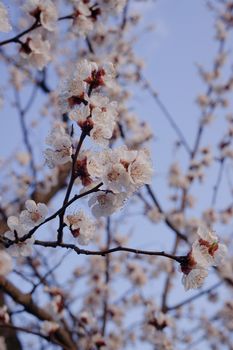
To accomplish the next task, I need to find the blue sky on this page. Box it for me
[0,1,233,349]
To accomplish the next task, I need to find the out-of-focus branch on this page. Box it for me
[211,158,225,207]
[167,280,223,311]
[101,217,111,336]
[140,74,192,155]
[161,236,180,313]
[145,185,188,243]
[0,276,76,349]
[14,86,37,182]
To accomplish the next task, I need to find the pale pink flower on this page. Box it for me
[127,149,153,188]
[102,162,130,193]
[23,0,58,31]
[64,210,95,245]
[72,3,93,37]
[20,34,51,70]
[76,59,98,81]
[20,200,48,229]
[192,225,227,267]
[4,216,34,257]
[5,216,27,236]
[44,126,72,168]
[182,265,208,291]
[5,236,34,257]
[88,192,127,218]
[59,78,87,114]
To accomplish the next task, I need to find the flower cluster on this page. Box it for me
[64,210,95,245]
[68,145,152,217]
[59,59,117,146]
[181,226,227,290]
[70,0,126,37]
[45,59,153,221]
[4,200,48,257]
[19,33,51,70]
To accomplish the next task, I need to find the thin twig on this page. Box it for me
[33,240,184,262]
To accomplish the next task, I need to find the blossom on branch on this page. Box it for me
[4,216,34,257]
[19,200,48,229]
[192,225,227,267]
[23,0,58,31]
[180,226,227,291]
[88,191,127,218]
[19,33,52,70]
[44,125,72,168]
[64,210,95,245]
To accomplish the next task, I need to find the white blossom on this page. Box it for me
[19,200,48,229]
[23,0,58,31]
[4,216,34,257]
[182,265,208,291]
[0,2,12,32]
[88,192,127,218]
[20,34,51,70]
[72,3,93,37]
[0,251,13,276]
[44,126,72,168]
[76,59,98,82]
[127,149,153,188]
[5,216,28,237]
[192,225,227,267]
[64,210,95,245]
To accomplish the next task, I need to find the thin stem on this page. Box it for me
[167,281,223,311]
[141,75,192,155]
[57,131,87,243]
[101,217,111,336]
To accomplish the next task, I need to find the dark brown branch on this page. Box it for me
[57,130,87,242]
[0,15,74,47]
[33,240,184,262]
[0,324,65,347]
[101,217,111,336]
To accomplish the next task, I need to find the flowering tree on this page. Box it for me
[0,0,233,349]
